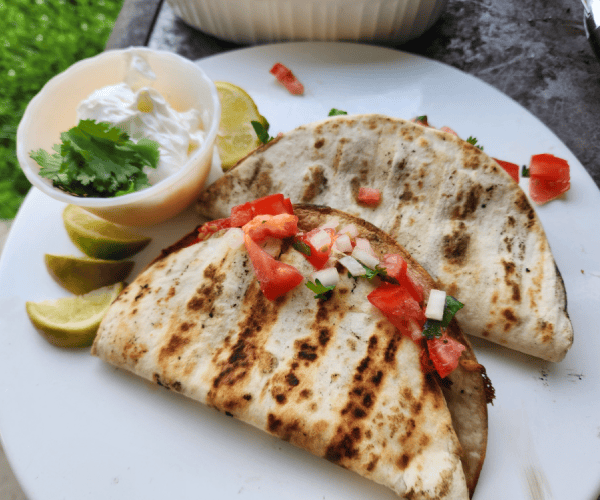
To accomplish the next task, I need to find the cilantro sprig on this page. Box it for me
[422,296,464,340]
[521,165,530,178]
[328,108,348,116]
[30,119,160,198]
[466,136,484,150]
[251,120,274,144]
[361,263,388,281]
[306,279,335,300]
[292,240,312,256]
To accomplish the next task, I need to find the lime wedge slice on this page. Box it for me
[26,282,124,348]
[215,81,268,171]
[45,254,134,295]
[63,205,151,260]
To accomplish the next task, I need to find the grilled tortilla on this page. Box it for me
[92,206,490,500]
[196,114,573,362]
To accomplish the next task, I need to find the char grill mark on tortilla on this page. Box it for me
[196,114,573,363]
[92,206,485,500]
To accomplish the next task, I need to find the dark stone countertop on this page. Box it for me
[140,0,600,190]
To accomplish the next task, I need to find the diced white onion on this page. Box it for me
[338,223,358,238]
[351,248,380,269]
[334,234,353,253]
[224,228,244,249]
[355,237,377,257]
[311,267,340,288]
[338,256,367,276]
[408,319,423,342]
[309,230,332,251]
[318,218,340,232]
[260,238,281,257]
[425,289,447,321]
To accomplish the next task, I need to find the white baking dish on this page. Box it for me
[166,0,447,44]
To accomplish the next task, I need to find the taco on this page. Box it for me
[92,203,492,499]
[196,114,573,362]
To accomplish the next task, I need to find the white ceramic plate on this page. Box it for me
[1,42,599,500]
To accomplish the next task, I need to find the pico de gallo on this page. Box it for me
[270,63,304,96]
[195,193,467,379]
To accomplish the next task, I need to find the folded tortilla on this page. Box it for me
[196,114,573,362]
[93,206,490,499]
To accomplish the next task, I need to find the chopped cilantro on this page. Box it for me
[30,119,160,198]
[422,296,464,340]
[415,115,428,123]
[521,165,530,177]
[306,279,335,300]
[292,240,311,256]
[361,263,388,281]
[466,136,484,150]
[251,120,274,144]
[328,108,348,116]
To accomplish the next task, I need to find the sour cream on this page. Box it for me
[76,54,206,185]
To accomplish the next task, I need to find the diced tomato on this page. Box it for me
[529,154,570,180]
[380,254,407,281]
[529,177,570,205]
[357,187,381,206]
[230,193,294,227]
[270,63,304,95]
[380,254,424,304]
[244,233,303,301]
[367,283,426,342]
[494,158,519,184]
[230,203,254,227]
[296,227,336,270]
[439,126,459,136]
[427,332,466,378]
[242,214,298,243]
[528,154,570,204]
[197,217,231,241]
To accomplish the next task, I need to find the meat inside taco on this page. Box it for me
[92,199,492,499]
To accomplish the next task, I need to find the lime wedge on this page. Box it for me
[45,254,134,295]
[215,81,269,171]
[26,282,124,348]
[63,205,151,260]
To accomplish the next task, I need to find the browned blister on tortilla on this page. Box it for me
[93,206,490,500]
[196,114,573,363]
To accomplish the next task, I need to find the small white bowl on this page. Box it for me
[17,47,221,227]
[166,0,447,44]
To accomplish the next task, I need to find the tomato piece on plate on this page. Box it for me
[296,227,336,270]
[380,254,424,304]
[529,154,570,180]
[494,158,520,183]
[231,194,294,227]
[242,214,298,243]
[244,233,303,301]
[357,187,381,206]
[197,217,232,241]
[427,331,466,378]
[529,177,570,205]
[270,63,304,95]
[367,283,426,342]
[528,154,570,204]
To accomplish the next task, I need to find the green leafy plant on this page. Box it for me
[0,0,124,218]
[31,120,160,197]
[306,279,335,300]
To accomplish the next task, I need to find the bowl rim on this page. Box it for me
[16,47,221,208]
